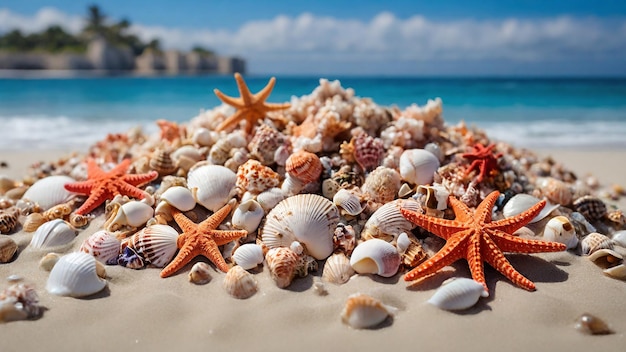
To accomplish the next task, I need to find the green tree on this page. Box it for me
[83,4,107,39]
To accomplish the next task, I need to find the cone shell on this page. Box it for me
[428,278,489,311]
[232,200,265,233]
[46,252,107,297]
[30,219,77,249]
[322,252,354,285]
[399,149,440,185]
[232,243,265,270]
[22,175,76,211]
[285,150,322,184]
[261,194,339,260]
[542,215,578,249]
[333,189,363,216]
[581,232,613,255]
[223,265,258,299]
[362,199,421,241]
[187,164,237,212]
[79,230,121,265]
[341,293,397,329]
[350,238,401,278]
[127,224,179,267]
[265,247,300,288]
[361,166,401,204]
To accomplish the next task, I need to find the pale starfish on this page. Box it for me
[401,191,567,292]
[160,205,247,278]
[64,159,158,215]
[214,73,291,134]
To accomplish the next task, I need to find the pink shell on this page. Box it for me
[285,150,322,184]
[353,132,385,171]
[236,159,280,194]
[79,230,121,265]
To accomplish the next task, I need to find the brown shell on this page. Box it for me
[22,213,46,232]
[581,232,613,255]
[248,124,287,165]
[285,150,323,184]
[43,203,73,220]
[0,207,19,234]
[573,196,607,221]
[149,149,177,176]
[0,236,18,263]
[265,247,299,289]
[402,236,428,268]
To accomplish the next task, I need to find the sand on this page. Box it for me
[1,148,625,352]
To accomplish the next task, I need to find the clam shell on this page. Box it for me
[581,232,613,256]
[361,166,402,204]
[188,262,212,285]
[341,293,397,329]
[0,236,18,263]
[542,216,578,249]
[22,175,76,211]
[46,252,107,297]
[361,199,421,241]
[223,265,258,299]
[350,238,401,278]
[285,150,322,184]
[399,149,440,185]
[79,230,121,265]
[188,164,237,212]
[261,194,339,260]
[333,189,363,216]
[128,224,179,267]
[256,187,285,213]
[502,194,559,224]
[232,200,265,233]
[232,243,265,270]
[322,252,354,285]
[265,247,300,288]
[428,278,489,311]
[30,219,77,249]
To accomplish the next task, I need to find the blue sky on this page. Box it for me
[2,1,626,75]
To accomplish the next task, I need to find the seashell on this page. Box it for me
[502,194,559,224]
[104,200,154,232]
[171,145,204,165]
[265,247,300,288]
[333,189,363,216]
[117,246,145,269]
[0,175,18,194]
[0,236,18,263]
[290,241,304,255]
[188,262,212,285]
[542,216,578,249]
[588,248,623,269]
[39,252,61,271]
[341,293,397,329]
[261,194,339,260]
[333,223,356,255]
[69,212,90,228]
[222,265,258,299]
[188,164,237,212]
[428,278,489,311]
[603,263,626,280]
[361,166,402,204]
[322,178,341,199]
[352,133,385,172]
[322,252,354,285]
[285,150,323,184]
[536,177,573,205]
[350,238,401,278]
[232,199,265,233]
[398,183,414,198]
[30,219,77,249]
[0,283,41,322]
[573,196,607,222]
[569,211,596,236]
[4,185,28,200]
[21,175,76,211]
[361,199,421,241]
[46,252,107,298]
[256,187,285,213]
[399,233,428,268]
[149,148,178,176]
[43,203,73,220]
[155,186,196,221]
[606,209,625,227]
[424,142,444,162]
[232,243,265,270]
[0,207,19,234]
[236,159,280,194]
[399,149,440,185]
[22,212,46,232]
[612,230,626,248]
[79,230,121,265]
[581,232,613,256]
[127,224,179,267]
[248,123,287,165]
[575,313,613,335]
[396,232,411,254]
[191,127,214,146]
[281,173,306,196]
[416,185,449,212]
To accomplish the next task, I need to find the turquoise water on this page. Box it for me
[1,75,625,149]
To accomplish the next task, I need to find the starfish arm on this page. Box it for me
[216,110,246,132]
[123,171,158,187]
[482,234,536,291]
[475,191,500,224]
[160,243,199,278]
[254,76,276,103]
[404,233,468,281]
[488,229,567,254]
[477,159,487,182]
[464,160,480,177]
[400,208,467,240]
[116,182,149,200]
[213,230,247,246]
[447,196,475,223]
[64,180,96,195]
[109,159,132,176]
[74,187,111,215]
[234,73,253,105]
[264,102,292,111]
[199,204,232,232]
[488,199,546,234]
[467,232,486,290]
[173,210,201,233]
[201,239,230,272]
[214,88,244,108]
[85,159,108,179]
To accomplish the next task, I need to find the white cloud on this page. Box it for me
[0,7,84,34]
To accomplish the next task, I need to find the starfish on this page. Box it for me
[156,119,186,143]
[64,159,158,215]
[214,73,291,134]
[401,191,567,292]
[160,204,247,278]
[461,143,503,183]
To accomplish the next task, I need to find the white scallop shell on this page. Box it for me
[106,201,154,231]
[79,230,121,265]
[188,164,237,212]
[542,215,578,249]
[502,194,559,224]
[30,219,77,249]
[361,199,421,241]
[333,189,363,216]
[129,224,179,267]
[158,186,196,212]
[256,187,285,213]
[46,252,107,297]
[232,243,264,270]
[261,194,339,260]
[341,293,397,329]
[350,238,401,278]
[322,252,355,285]
[222,265,258,299]
[22,175,76,211]
[399,149,440,185]
[232,200,265,233]
[427,278,488,311]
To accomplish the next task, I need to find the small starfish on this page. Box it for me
[156,119,185,143]
[461,143,503,183]
[214,73,291,134]
[64,159,158,215]
[401,191,566,292]
[160,205,247,278]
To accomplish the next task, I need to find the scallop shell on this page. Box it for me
[350,238,401,278]
[399,149,440,185]
[542,216,578,249]
[285,150,323,184]
[261,194,339,260]
[232,243,265,270]
[428,278,489,311]
[188,262,212,285]
[265,247,300,288]
[333,189,363,216]
[30,219,77,249]
[222,265,258,299]
[0,236,18,263]
[127,224,179,267]
[502,194,559,224]
[352,133,385,172]
[573,196,607,221]
[341,293,397,329]
[79,230,121,265]
[361,166,402,204]
[22,175,76,211]
[46,252,107,297]
[581,232,614,256]
[232,199,265,233]
[187,164,237,212]
[322,252,354,285]
[361,199,421,241]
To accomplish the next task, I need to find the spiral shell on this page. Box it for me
[232,243,265,270]
[30,219,77,249]
[104,200,154,232]
[265,247,300,288]
[350,239,401,278]
[46,252,107,298]
[79,230,121,265]
[127,224,179,267]
[149,148,177,176]
[341,293,397,329]
[322,252,354,285]
[428,278,489,311]
[285,150,322,184]
[248,124,287,165]
[223,265,258,299]
[232,199,265,233]
[188,164,237,212]
[542,215,578,249]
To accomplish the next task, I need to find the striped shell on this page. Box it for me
[537,177,573,205]
[236,159,280,194]
[22,175,76,211]
[361,199,421,241]
[261,194,339,260]
[573,196,607,221]
[353,133,385,172]
[285,150,322,184]
[223,265,258,299]
[428,278,489,311]
[362,167,402,204]
[232,243,265,270]
[46,252,107,298]
[350,238,401,278]
[30,219,77,249]
[149,148,177,176]
[188,164,237,212]
[265,247,300,288]
[322,252,354,285]
[581,232,613,256]
[341,293,397,329]
[333,189,363,216]
[0,207,19,234]
[79,230,121,265]
[127,224,179,267]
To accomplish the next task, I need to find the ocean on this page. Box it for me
[1,75,625,150]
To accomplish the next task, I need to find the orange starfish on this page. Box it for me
[64,159,158,215]
[156,119,186,143]
[462,143,503,183]
[401,191,566,292]
[160,205,247,278]
[214,73,291,134]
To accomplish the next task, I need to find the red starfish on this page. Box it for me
[461,143,503,183]
[401,191,566,292]
[160,205,247,278]
[64,159,158,215]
